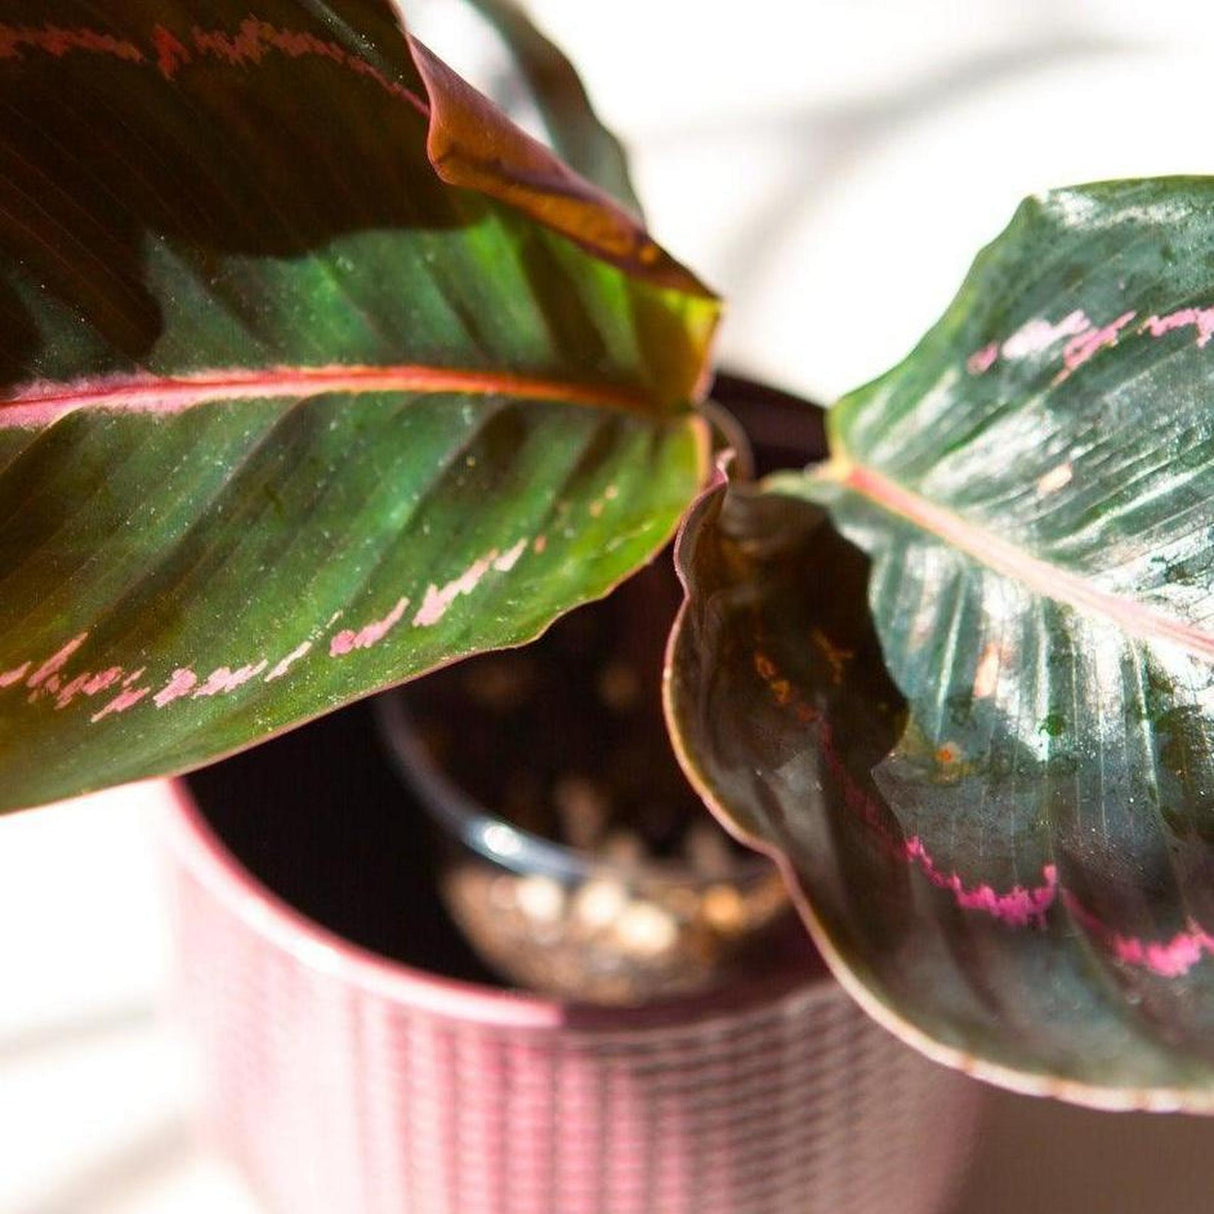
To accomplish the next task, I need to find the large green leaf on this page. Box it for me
[0,1,718,811]
[667,179,1214,1109]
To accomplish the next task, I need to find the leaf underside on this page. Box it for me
[0,1,718,810]
[463,0,643,215]
[668,179,1214,1109]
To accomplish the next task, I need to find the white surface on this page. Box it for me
[0,786,166,1039]
[405,5,1214,400]
[508,0,1214,401]
[8,3,1214,1209]
[0,783,259,1212]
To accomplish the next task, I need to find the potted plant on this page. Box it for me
[171,472,980,1213]
[3,0,1214,1206]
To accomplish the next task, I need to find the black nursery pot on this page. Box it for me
[374,562,794,1005]
[188,374,828,998]
[370,375,826,1003]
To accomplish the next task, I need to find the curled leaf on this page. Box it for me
[667,179,1214,1109]
[461,0,644,215]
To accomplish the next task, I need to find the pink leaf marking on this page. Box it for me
[972,642,1002,699]
[0,19,427,115]
[1000,310,1091,361]
[186,18,427,112]
[81,667,123,696]
[0,23,144,64]
[193,661,270,698]
[0,661,30,688]
[1117,931,1214,978]
[977,305,1214,387]
[266,640,312,681]
[1141,306,1214,349]
[1054,311,1136,383]
[54,671,94,710]
[26,633,88,690]
[1036,462,1073,496]
[153,668,198,707]
[196,22,342,74]
[151,24,190,79]
[413,556,495,628]
[90,686,150,723]
[906,837,1058,928]
[1064,893,1214,978]
[966,343,999,375]
[329,599,409,657]
[51,667,128,709]
[492,539,527,573]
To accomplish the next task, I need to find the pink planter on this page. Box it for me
[161,779,981,1214]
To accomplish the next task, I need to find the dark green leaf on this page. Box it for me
[667,179,1214,1108]
[0,1,718,810]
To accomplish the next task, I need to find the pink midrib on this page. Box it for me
[842,462,1214,662]
[0,365,652,428]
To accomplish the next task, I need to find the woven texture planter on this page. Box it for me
[163,781,980,1214]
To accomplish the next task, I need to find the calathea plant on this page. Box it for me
[3,0,1214,1112]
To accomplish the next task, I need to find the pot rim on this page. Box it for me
[374,687,775,888]
[160,776,831,1032]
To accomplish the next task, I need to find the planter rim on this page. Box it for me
[161,776,829,1032]
[375,679,773,888]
